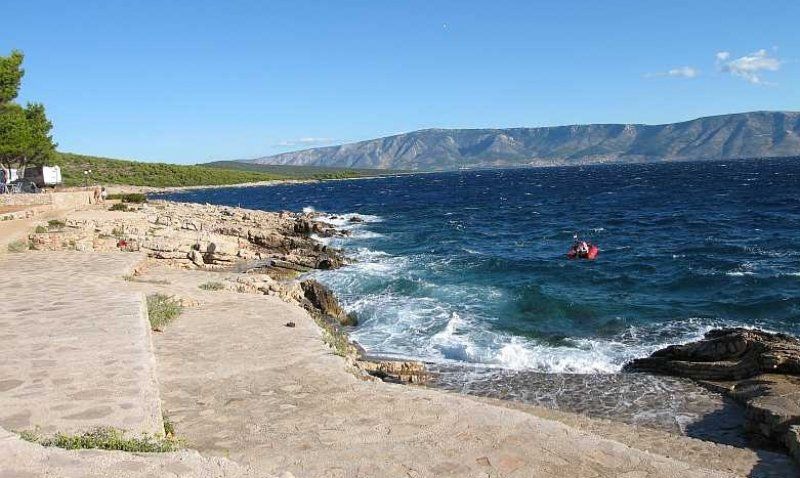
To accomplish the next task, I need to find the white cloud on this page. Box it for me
[645,65,698,79]
[667,66,699,78]
[274,137,335,148]
[716,49,781,84]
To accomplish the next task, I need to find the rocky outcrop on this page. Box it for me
[355,358,428,384]
[300,279,357,326]
[625,328,800,462]
[29,201,345,273]
[625,328,800,381]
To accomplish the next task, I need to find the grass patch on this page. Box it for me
[198,281,225,291]
[34,225,47,233]
[109,203,131,212]
[123,275,171,285]
[19,427,181,452]
[163,415,176,438]
[107,193,147,203]
[47,219,66,229]
[147,294,183,331]
[7,239,28,253]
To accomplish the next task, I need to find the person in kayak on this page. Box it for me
[568,235,594,259]
[576,240,589,257]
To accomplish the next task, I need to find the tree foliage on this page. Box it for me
[0,50,57,172]
[0,50,24,104]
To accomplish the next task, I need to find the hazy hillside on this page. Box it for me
[245,111,800,170]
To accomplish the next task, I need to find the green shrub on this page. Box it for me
[34,225,47,233]
[47,219,66,229]
[19,427,181,452]
[199,281,225,291]
[147,294,183,331]
[109,203,129,212]
[107,193,147,203]
[7,239,28,253]
[163,415,176,437]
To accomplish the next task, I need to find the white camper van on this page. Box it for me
[23,166,62,188]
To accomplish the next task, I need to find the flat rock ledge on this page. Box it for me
[625,328,800,462]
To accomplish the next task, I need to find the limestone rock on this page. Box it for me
[625,328,800,461]
[624,328,800,381]
[300,279,357,326]
[356,358,428,384]
[188,249,205,267]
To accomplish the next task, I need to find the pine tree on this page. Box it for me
[0,50,57,176]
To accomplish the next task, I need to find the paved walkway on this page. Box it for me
[0,425,270,478]
[138,267,742,478]
[0,252,163,436]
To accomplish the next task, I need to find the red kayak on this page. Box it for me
[567,244,599,260]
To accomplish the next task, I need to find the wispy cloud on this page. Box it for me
[716,49,781,85]
[274,137,336,148]
[646,65,699,79]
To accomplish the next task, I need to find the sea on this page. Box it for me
[161,158,800,441]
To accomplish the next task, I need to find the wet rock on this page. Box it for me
[300,279,357,326]
[624,328,800,381]
[349,216,364,223]
[626,328,800,462]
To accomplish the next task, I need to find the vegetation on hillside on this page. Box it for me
[55,152,287,187]
[0,50,57,174]
[202,160,397,179]
[54,153,394,187]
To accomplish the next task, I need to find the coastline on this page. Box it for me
[1,195,796,476]
[100,171,414,196]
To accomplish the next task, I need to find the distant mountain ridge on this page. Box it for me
[243,111,800,170]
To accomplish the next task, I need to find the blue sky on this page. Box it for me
[3,1,799,164]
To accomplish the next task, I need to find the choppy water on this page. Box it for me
[164,158,800,377]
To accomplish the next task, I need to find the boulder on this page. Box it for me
[300,279,357,326]
[624,328,800,381]
[188,249,205,267]
[356,358,428,384]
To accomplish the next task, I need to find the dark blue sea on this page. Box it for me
[164,158,800,374]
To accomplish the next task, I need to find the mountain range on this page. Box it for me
[241,111,800,170]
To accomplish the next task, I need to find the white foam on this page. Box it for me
[317,213,383,227]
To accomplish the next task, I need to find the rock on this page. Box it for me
[624,328,800,381]
[356,358,428,384]
[787,425,800,463]
[349,216,364,223]
[188,249,205,267]
[299,279,357,326]
[625,328,800,461]
[155,215,172,226]
[293,219,314,235]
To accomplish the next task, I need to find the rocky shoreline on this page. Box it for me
[626,328,800,461]
[21,197,800,466]
[25,199,428,384]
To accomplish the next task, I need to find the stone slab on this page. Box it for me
[0,252,163,436]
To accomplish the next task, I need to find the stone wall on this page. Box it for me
[0,191,93,208]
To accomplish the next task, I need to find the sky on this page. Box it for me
[3,0,799,164]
